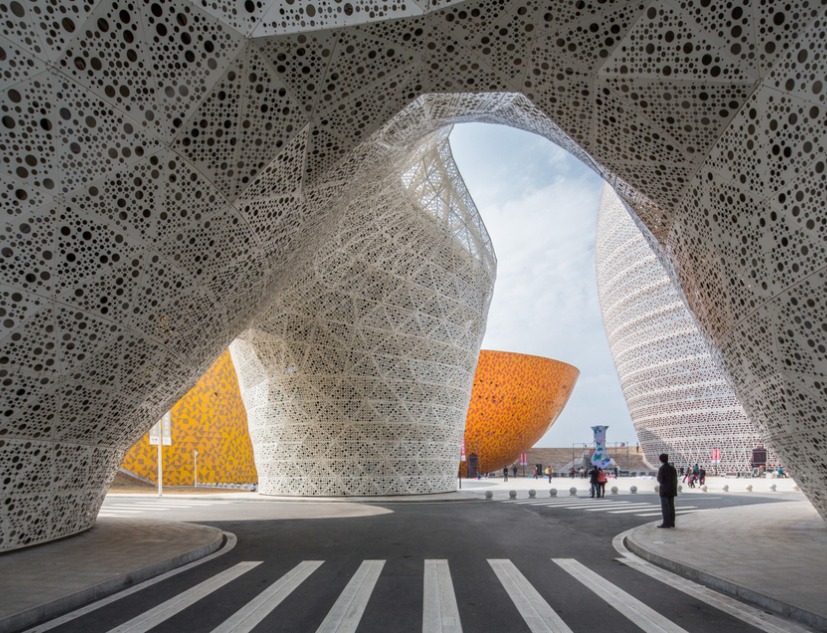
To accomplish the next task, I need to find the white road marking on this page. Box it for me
[609,506,696,514]
[315,560,385,633]
[553,558,689,633]
[488,559,573,633]
[423,560,463,633]
[107,561,261,633]
[211,560,323,633]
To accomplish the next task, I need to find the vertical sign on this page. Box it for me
[519,452,528,466]
[711,448,721,463]
[460,437,466,462]
[149,412,172,497]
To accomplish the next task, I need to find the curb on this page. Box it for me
[623,533,827,632]
[0,527,226,633]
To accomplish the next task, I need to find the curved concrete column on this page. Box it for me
[595,187,780,475]
[231,129,495,496]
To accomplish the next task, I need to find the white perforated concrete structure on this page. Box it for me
[230,127,495,496]
[595,188,780,475]
[1,1,826,551]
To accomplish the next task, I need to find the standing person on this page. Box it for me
[698,466,706,486]
[512,465,518,478]
[503,466,508,481]
[657,453,678,528]
[588,466,599,498]
[532,466,538,480]
[596,467,607,497]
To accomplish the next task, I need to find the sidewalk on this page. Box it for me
[0,479,823,632]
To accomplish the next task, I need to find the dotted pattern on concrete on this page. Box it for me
[230,127,495,496]
[1,1,826,549]
[595,187,781,475]
[461,351,579,477]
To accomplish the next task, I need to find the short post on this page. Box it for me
[193,449,198,488]
[528,489,536,498]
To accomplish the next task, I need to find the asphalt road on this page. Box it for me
[36,493,797,633]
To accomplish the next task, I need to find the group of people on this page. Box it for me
[681,463,706,488]
[503,465,554,482]
[587,466,609,497]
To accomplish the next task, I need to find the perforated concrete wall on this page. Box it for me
[1,1,826,550]
[230,128,495,496]
[595,188,780,475]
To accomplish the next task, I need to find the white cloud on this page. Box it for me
[449,123,636,447]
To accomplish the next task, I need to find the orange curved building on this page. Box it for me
[120,350,257,486]
[461,351,579,476]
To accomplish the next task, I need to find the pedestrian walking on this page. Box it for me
[657,453,678,528]
[503,466,508,481]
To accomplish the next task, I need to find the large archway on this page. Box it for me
[1,1,824,551]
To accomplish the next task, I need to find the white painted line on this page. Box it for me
[315,560,385,633]
[423,560,463,633]
[553,558,689,633]
[613,533,818,633]
[107,561,261,633]
[582,504,655,512]
[634,510,696,517]
[97,510,143,515]
[608,506,695,515]
[24,532,239,633]
[211,561,323,633]
[488,559,573,633]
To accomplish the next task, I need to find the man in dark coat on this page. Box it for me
[657,453,678,528]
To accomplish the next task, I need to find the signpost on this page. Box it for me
[149,412,172,497]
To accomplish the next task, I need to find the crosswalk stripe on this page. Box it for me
[211,561,323,633]
[552,558,689,633]
[488,559,573,633]
[315,560,385,633]
[423,560,462,633]
[106,561,261,633]
[634,510,697,517]
[581,504,655,512]
[608,506,697,515]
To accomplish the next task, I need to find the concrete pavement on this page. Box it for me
[0,478,823,632]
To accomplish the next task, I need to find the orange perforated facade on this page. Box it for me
[120,350,257,486]
[461,351,579,476]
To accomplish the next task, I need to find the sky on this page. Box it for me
[448,122,637,448]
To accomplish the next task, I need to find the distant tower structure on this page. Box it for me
[591,426,612,469]
[595,188,778,474]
